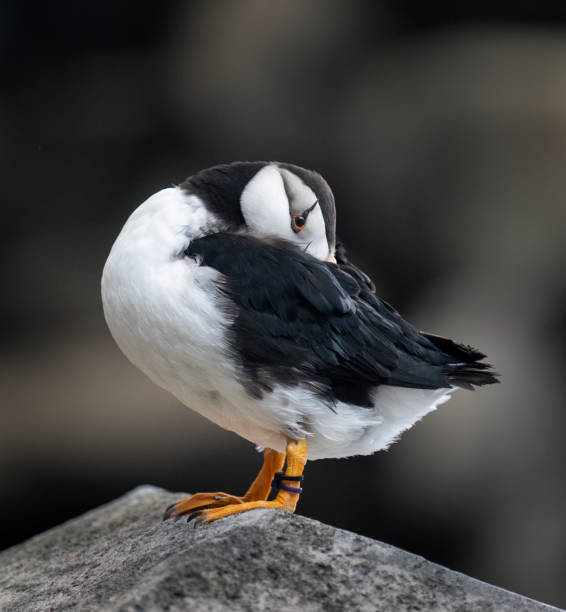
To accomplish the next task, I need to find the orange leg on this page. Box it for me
[163,447,285,519]
[187,439,307,525]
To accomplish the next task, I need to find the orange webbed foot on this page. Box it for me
[182,439,307,526]
[163,492,245,520]
[187,497,295,525]
[163,447,287,521]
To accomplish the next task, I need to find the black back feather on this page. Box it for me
[186,234,499,407]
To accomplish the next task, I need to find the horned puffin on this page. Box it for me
[101,161,498,524]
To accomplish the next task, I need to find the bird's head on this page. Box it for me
[181,162,337,262]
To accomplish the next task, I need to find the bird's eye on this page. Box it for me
[292,214,307,232]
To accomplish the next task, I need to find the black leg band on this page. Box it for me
[271,471,304,494]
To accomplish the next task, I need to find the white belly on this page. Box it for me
[101,187,453,460]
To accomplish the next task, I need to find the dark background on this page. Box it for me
[2,1,566,608]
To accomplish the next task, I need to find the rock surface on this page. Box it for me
[0,486,560,611]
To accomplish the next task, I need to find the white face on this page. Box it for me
[239,164,331,261]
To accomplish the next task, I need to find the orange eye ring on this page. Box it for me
[292,214,307,232]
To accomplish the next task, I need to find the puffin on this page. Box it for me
[101,161,498,525]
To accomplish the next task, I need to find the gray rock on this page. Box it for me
[0,486,560,611]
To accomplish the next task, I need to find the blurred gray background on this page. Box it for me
[2,1,566,608]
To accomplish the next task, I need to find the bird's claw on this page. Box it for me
[163,503,179,521]
[187,509,207,527]
[186,509,203,523]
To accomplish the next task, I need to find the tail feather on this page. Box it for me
[423,332,500,390]
[447,365,500,390]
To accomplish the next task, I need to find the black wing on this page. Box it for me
[186,234,498,407]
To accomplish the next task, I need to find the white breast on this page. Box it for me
[101,188,235,422]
